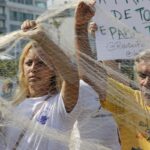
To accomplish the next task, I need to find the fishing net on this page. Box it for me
[0,0,150,150]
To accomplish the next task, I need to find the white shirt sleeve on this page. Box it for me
[57,80,100,120]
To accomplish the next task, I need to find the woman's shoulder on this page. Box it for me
[78,80,100,107]
[79,80,98,96]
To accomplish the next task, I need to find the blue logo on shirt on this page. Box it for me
[37,115,49,125]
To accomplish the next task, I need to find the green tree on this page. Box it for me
[0,59,18,78]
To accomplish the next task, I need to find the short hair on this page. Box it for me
[135,49,150,63]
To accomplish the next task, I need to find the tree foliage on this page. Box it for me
[0,59,18,78]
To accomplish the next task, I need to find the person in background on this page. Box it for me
[88,21,131,86]
[88,22,98,60]
[1,79,13,99]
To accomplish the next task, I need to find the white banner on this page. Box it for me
[94,0,150,60]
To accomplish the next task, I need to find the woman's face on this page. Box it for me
[23,48,54,88]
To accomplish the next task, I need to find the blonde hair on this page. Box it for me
[12,40,60,105]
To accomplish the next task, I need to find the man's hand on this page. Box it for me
[88,22,98,33]
[75,0,96,26]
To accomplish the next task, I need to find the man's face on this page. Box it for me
[136,60,150,100]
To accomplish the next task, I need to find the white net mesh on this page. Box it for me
[0,0,150,150]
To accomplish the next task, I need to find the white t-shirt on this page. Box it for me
[71,82,121,150]
[3,80,98,150]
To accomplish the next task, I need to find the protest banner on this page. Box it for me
[94,0,150,60]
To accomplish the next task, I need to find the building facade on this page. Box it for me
[48,0,74,7]
[0,0,6,34]
[0,0,48,34]
[0,0,48,58]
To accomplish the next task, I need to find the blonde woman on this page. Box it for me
[3,13,98,150]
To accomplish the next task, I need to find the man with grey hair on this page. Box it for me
[135,49,150,105]
[74,1,150,149]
